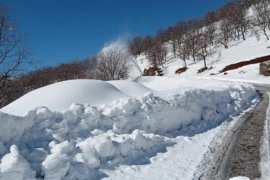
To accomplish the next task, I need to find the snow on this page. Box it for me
[42,153,70,180]
[133,30,270,85]
[1,80,128,116]
[0,112,34,143]
[108,80,151,97]
[0,77,258,180]
[230,177,250,180]
[0,145,36,180]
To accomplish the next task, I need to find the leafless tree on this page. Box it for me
[185,19,202,62]
[177,38,190,68]
[185,32,200,62]
[142,35,154,52]
[95,48,130,80]
[156,29,169,44]
[129,36,144,59]
[145,40,167,67]
[197,31,215,68]
[165,24,183,59]
[252,0,270,40]
[217,19,233,49]
[203,12,217,46]
[0,5,30,105]
[228,3,249,41]
[173,21,188,58]
[166,27,178,58]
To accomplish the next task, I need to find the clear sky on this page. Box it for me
[2,0,229,67]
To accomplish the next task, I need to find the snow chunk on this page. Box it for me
[42,153,70,180]
[0,145,35,180]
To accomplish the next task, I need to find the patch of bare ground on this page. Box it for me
[220,55,270,73]
[175,67,187,74]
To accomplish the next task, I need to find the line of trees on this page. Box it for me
[129,0,270,69]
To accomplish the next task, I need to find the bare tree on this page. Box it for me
[177,38,190,68]
[185,19,202,62]
[129,36,144,59]
[156,29,169,44]
[142,36,154,52]
[217,19,233,49]
[227,3,249,41]
[95,48,130,80]
[252,0,270,40]
[203,12,217,46]
[167,27,178,58]
[167,21,189,64]
[197,31,215,69]
[145,40,167,67]
[0,5,30,105]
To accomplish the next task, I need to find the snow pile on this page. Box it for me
[1,80,129,116]
[0,81,258,180]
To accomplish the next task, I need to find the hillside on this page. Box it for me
[133,29,270,84]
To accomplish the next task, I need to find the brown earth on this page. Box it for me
[221,55,270,73]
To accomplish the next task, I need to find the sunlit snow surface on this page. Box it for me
[0,77,258,180]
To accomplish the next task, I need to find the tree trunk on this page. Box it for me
[183,59,187,68]
[203,57,207,69]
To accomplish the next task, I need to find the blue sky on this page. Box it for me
[2,0,229,67]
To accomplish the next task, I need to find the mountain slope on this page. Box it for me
[134,29,270,84]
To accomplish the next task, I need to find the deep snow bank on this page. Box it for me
[1,80,128,116]
[0,82,258,180]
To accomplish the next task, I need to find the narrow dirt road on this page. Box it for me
[201,85,269,180]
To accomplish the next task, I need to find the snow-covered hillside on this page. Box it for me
[134,30,270,84]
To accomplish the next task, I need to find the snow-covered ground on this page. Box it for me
[134,30,270,85]
[0,77,258,180]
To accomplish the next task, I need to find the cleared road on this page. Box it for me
[201,85,269,180]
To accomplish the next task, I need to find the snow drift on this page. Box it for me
[1,80,129,116]
[0,79,258,180]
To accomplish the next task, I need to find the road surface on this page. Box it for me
[201,85,270,180]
